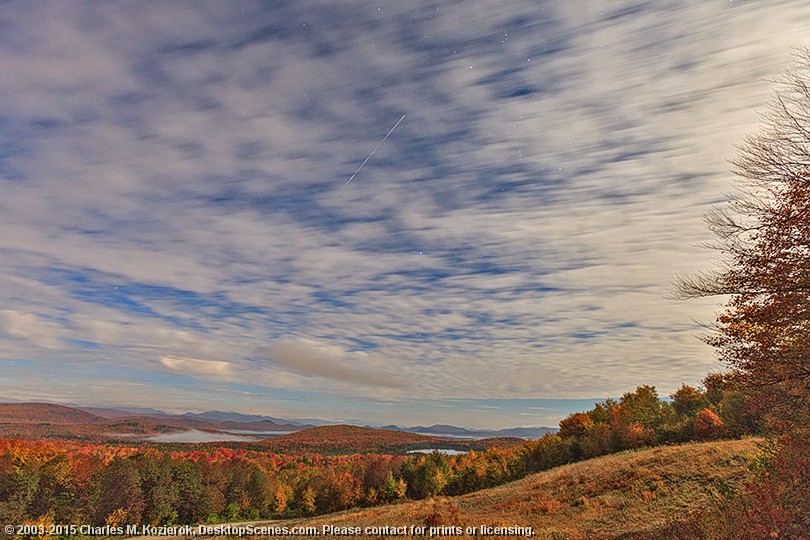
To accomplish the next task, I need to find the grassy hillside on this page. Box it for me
[283,438,758,539]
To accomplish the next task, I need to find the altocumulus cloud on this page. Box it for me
[0,1,809,427]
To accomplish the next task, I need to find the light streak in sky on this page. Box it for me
[341,113,406,190]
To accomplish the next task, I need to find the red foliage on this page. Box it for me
[693,408,724,440]
[559,413,593,438]
[262,425,443,454]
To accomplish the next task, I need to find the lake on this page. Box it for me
[406,448,468,455]
[145,429,270,443]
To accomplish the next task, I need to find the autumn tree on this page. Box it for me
[360,455,395,502]
[172,461,216,524]
[676,48,810,433]
[671,384,709,418]
[612,386,664,448]
[299,486,316,515]
[245,465,273,518]
[674,49,810,538]
[93,458,144,526]
[133,454,178,526]
[400,453,450,499]
[558,413,594,438]
[693,408,724,440]
[27,456,78,525]
[382,471,406,501]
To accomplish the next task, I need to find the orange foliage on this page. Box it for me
[559,413,593,438]
[693,408,724,440]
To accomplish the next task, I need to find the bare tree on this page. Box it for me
[675,48,810,430]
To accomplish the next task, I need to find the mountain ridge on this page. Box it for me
[1,402,557,439]
[382,423,557,439]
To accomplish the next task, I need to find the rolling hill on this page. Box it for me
[0,402,307,441]
[285,438,758,539]
[260,425,446,453]
[0,403,183,440]
[259,424,527,454]
[0,402,104,424]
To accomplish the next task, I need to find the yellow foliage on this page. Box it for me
[105,508,128,528]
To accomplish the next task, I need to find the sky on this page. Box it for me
[1,1,809,429]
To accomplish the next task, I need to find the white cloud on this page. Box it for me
[262,339,406,390]
[159,355,233,379]
[0,310,65,349]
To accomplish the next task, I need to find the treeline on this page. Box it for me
[402,379,761,499]
[0,443,407,531]
[0,381,760,535]
[556,377,761,460]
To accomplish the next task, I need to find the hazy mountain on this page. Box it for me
[60,403,557,438]
[181,410,305,426]
[387,424,558,439]
[79,406,155,419]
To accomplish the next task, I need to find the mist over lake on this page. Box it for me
[406,448,468,455]
[145,430,267,443]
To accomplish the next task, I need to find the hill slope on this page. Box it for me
[0,403,187,440]
[261,425,445,453]
[289,438,758,539]
[0,402,104,424]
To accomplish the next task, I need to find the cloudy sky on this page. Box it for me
[1,1,809,429]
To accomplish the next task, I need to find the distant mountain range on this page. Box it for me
[179,410,308,426]
[77,407,303,432]
[77,406,317,428]
[76,406,557,436]
[380,423,557,439]
[0,402,556,440]
[0,403,303,441]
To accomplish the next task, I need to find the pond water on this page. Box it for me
[406,448,468,455]
[221,429,299,437]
